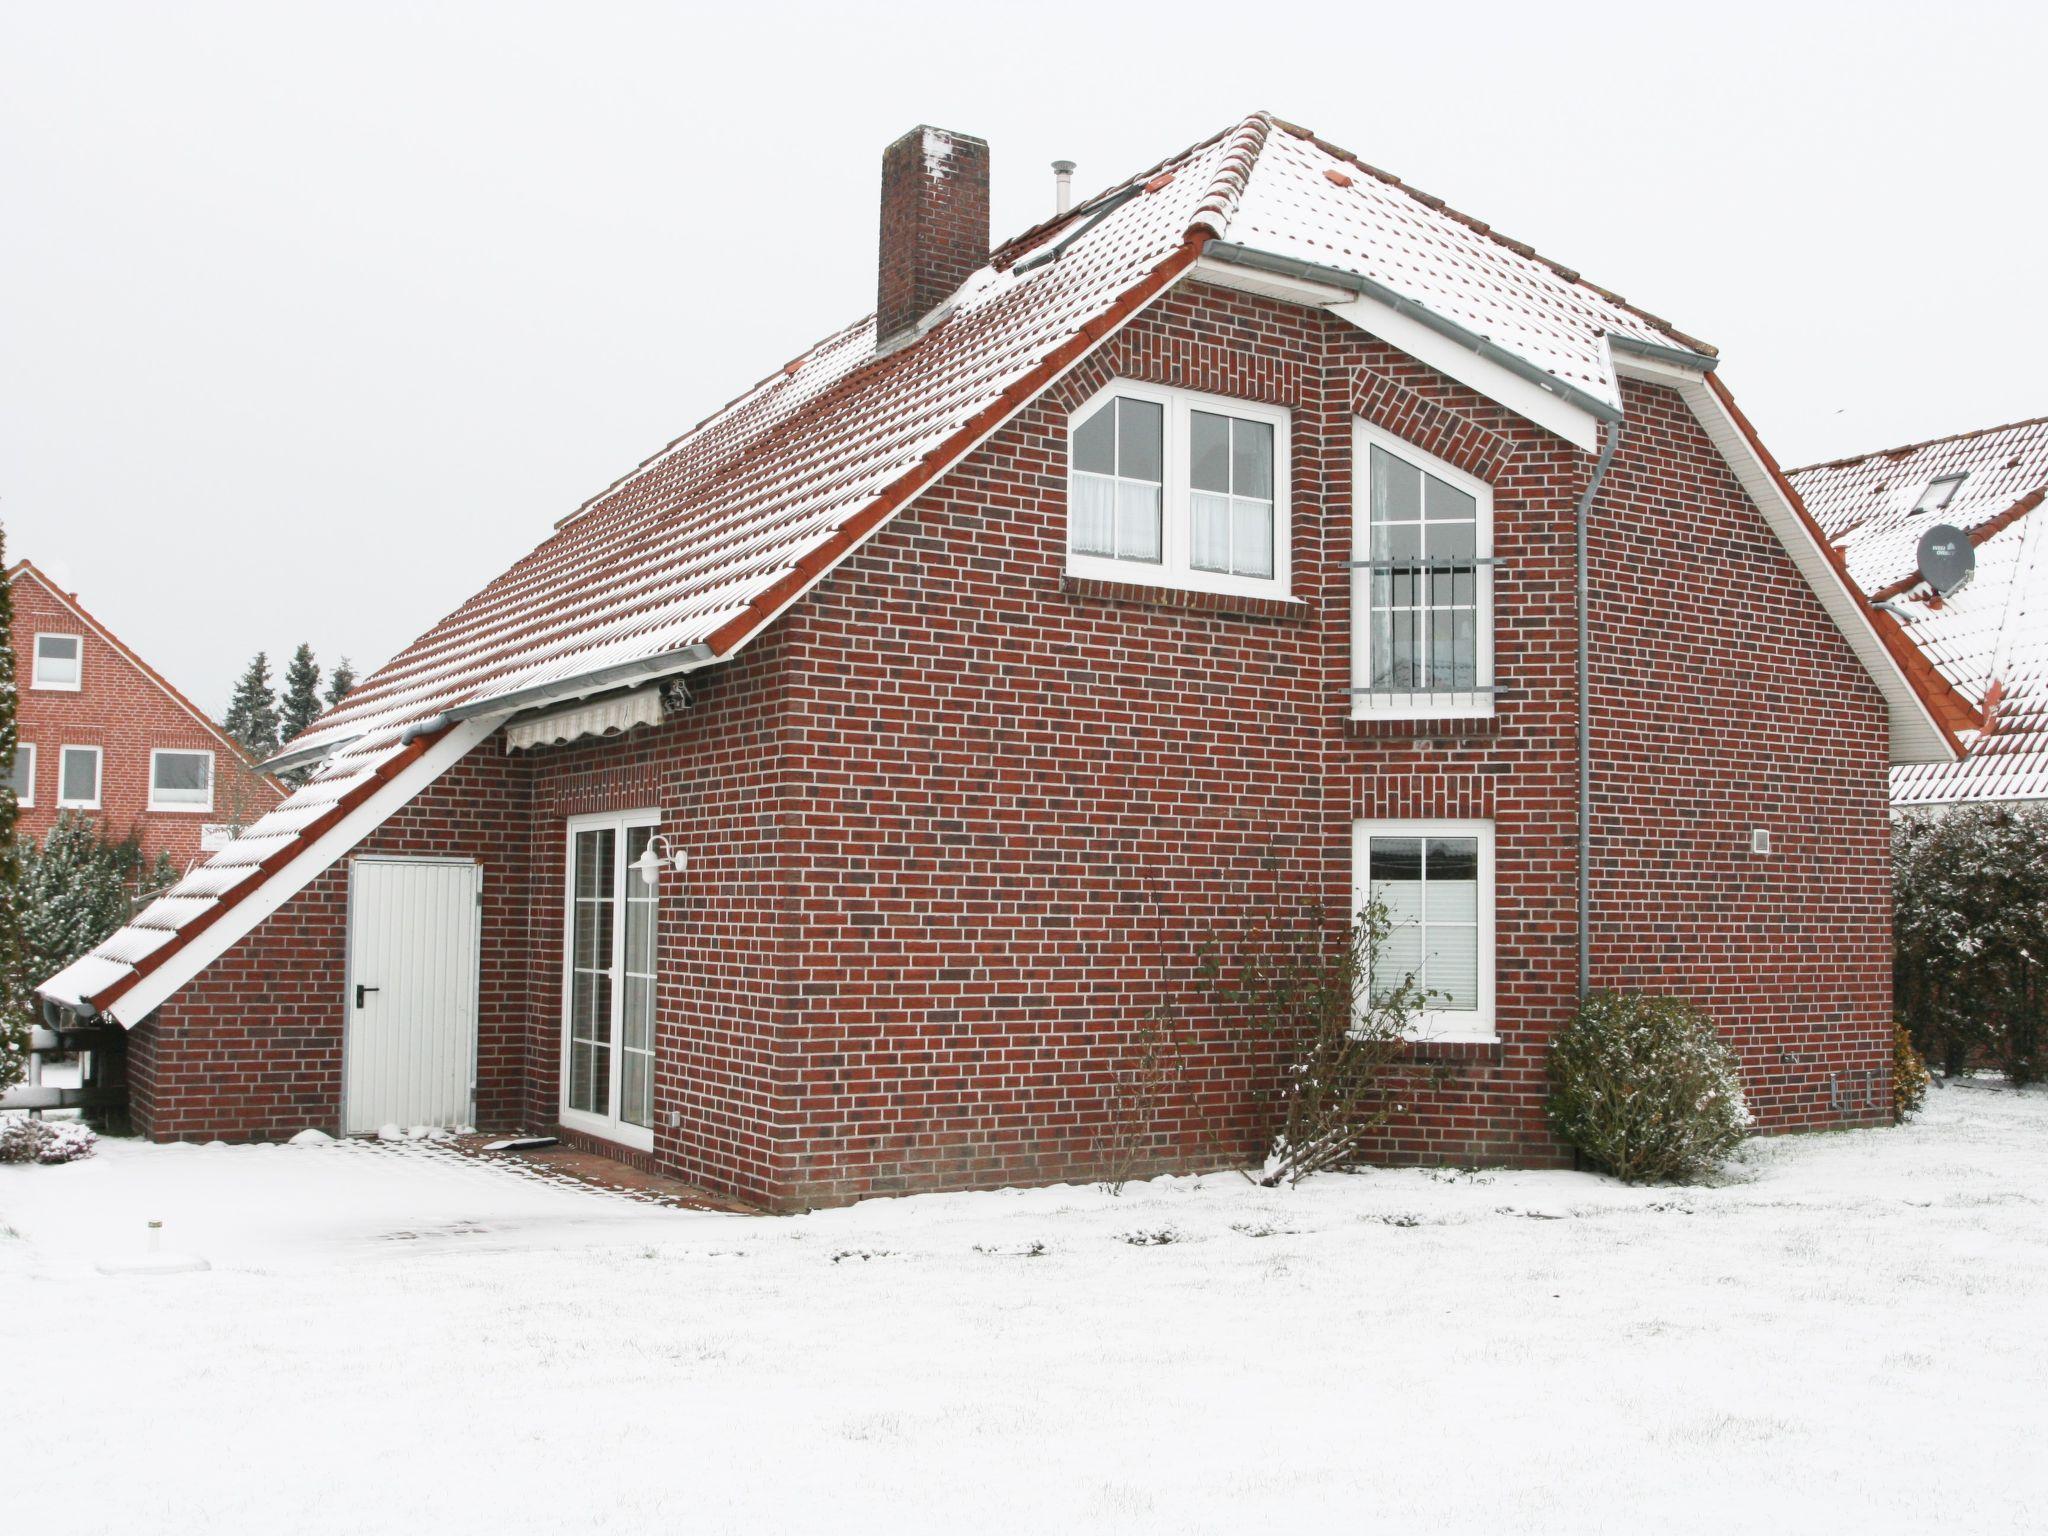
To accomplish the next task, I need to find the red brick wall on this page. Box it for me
[1585,380,1893,1131]
[512,640,799,1206]
[9,568,283,869]
[115,276,1894,1202]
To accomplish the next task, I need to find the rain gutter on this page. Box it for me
[1576,420,1622,998]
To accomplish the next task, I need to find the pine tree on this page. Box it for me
[19,815,141,1009]
[279,643,323,745]
[324,656,357,710]
[0,522,28,1089]
[223,651,280,761]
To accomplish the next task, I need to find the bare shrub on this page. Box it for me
[1196,901,1429,1187]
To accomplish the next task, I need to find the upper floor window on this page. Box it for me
[32,633,82,691]
[1067,382,1291,599]
[1911,472,1966,515]
[8,743,34,807]
[1352,423,1494,719]
[58,745,101,810]
[150,748,215,811]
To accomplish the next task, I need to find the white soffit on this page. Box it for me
[1332,292,1603,454]
[504,686,665,753]
[1182,256,1602,454]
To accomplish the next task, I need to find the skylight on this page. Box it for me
[1911,473,1967,514]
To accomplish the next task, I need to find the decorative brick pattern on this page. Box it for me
[119,277,1894,1206]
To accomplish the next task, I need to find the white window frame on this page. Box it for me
[559,809,661,1152]
[1065,379,1294,601]
[1353,818,1496,1044]
[1352,421,1495,721]
[31,632,83,692]
[9,743,34,807]
[148,748,216,813]
[57,745,103,810]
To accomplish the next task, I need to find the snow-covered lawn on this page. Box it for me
[5,1083,2046,1535]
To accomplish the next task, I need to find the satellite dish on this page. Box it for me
[1917,524,1975,598]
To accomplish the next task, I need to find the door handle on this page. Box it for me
[355,984,380,1009]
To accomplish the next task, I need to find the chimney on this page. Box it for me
[877,125,990,346]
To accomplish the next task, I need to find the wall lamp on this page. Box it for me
[632,833,689,888]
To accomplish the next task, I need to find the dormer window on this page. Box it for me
[1067,382,1291,599]
[1912,473,1966,514]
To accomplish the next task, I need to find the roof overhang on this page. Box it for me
[1194,242,1622,454]
[49,717,499,1025]
[1612,347,1971,765]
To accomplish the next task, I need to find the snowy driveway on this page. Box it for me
[5,1082,2045,1535]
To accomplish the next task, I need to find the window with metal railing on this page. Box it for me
[1351,426,1494,719]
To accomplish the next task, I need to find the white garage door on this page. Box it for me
[344,857,482,1135]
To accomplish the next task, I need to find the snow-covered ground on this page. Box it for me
[5,1081,2045,1535]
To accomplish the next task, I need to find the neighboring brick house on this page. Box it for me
[41,114,1975,1208]
[1791,417,2048,808]
[8,560,284,868]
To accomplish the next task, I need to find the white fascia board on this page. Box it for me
[1187,254,1356,309]
[1614,352,1955,766]
[1330,292,1603,454]
[1184,254,1602,454]
[105,717,498,1025]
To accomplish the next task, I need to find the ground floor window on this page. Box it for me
[561,811,659,1150]
[58,745,102,809]
[1354,818,1495,1042]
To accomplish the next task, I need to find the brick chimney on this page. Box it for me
[877,125,990,346]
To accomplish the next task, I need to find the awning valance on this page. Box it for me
[504,686,664,752]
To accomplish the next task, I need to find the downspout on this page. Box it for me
[1577,421,1621,998]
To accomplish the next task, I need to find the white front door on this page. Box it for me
[560,812,658,1151]
[344,857,482,1135]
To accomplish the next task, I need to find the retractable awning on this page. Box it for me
[503,686,664,752]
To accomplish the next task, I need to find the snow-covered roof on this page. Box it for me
[1789,417,2048,806]
[273,113,1714,777]
[44,111,1955,1021]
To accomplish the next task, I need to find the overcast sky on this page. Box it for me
[4,1,2042,713]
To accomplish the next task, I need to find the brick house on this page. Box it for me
[40,114,1975,1208]
[8,559,284,868]
[1791,417,2047,808]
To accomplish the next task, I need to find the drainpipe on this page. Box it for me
[1576,421,1621,999]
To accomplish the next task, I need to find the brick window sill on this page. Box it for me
[1061,574,1312,622]
[1399,1038,1506,1068]
[1346,712,1503,743]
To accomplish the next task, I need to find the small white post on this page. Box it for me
[1053,160,1075,216]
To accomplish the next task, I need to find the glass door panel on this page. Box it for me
[567,827,616,1116]
[621,826,657,1130]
